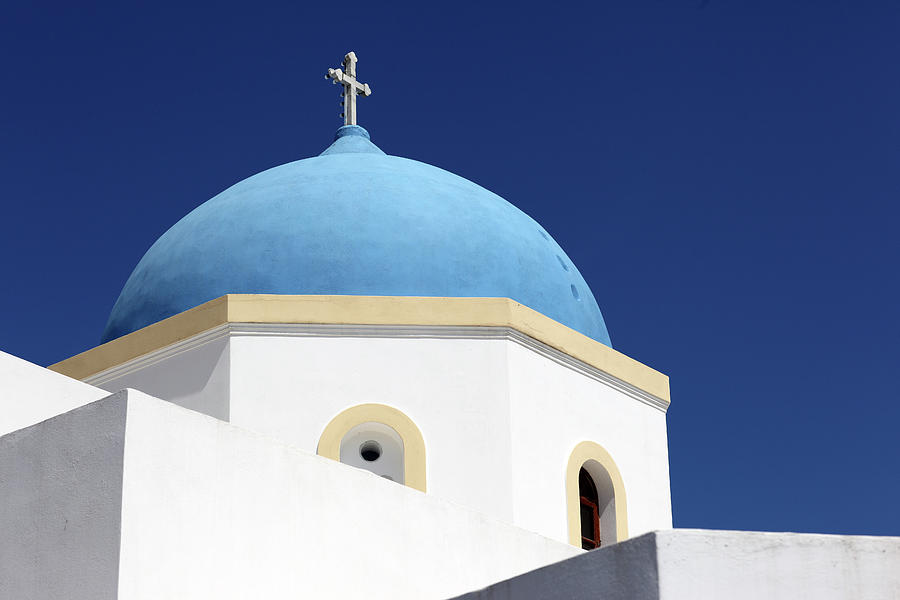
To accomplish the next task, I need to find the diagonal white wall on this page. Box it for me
[0,350,108,437]
[1,389,579,599]
[0,392,127,600]
[117,389,579,599]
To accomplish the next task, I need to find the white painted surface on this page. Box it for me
[326,51,372,126]
[228,332,517,523]
[116,390,580,599]
[656,529,900,600]
[451,531,660,600]
[2,361,894,600]
[92,335,229,421]
[83,325,673,545]
[0,391,126,600]
[451,529,900,600]
[0,349,107,436]
[506,341,673,541]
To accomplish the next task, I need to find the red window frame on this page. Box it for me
[579,467,602,550]
[580,494,601,549]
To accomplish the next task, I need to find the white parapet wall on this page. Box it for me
[0,389,580,600]
[0,388,126,599]
[450,529,900,600]
[655,529,900,599]
[0,350,108,437]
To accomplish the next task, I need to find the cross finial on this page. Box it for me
[325,51,372,126]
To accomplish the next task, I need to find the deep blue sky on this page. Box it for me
[2,2,898,536]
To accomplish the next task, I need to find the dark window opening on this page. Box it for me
[579,467,601,550]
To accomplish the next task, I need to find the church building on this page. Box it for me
[0,53,896,599]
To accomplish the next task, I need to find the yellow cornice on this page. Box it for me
[49,294,670,403]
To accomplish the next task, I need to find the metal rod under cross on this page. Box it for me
[325,51,372,126]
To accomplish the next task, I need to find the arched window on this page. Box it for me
[579,467,601,549]
[566,441,628,547]
[339,421,404,483]
[317,403,427,492]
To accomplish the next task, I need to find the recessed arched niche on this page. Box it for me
[339,421,405,483]
[318,403,427,492]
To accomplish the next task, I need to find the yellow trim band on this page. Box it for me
[317,403,427,492]
[566,441,628,546]
[49,294,669,403]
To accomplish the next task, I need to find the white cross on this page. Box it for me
[325,51,372,126]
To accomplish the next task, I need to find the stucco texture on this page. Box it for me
[0,389,580,599]
[450,529,900,600]
[0,392,127,600]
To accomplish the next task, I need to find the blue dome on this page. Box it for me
[102,126,611,346]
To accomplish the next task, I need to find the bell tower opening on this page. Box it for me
[339,421,405,484]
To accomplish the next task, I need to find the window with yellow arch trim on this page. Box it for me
[317,403,427,493]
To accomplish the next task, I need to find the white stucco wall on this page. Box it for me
[655,529,900,600]
[0,389,579,599]
[0,392,126,600]
[114,390,578,599]
[85,326,672,546]
[506,342,673,541]
[228,333,516,522]
[90,335,229,421]
[451,529,900,600]
[0,349,107,437]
